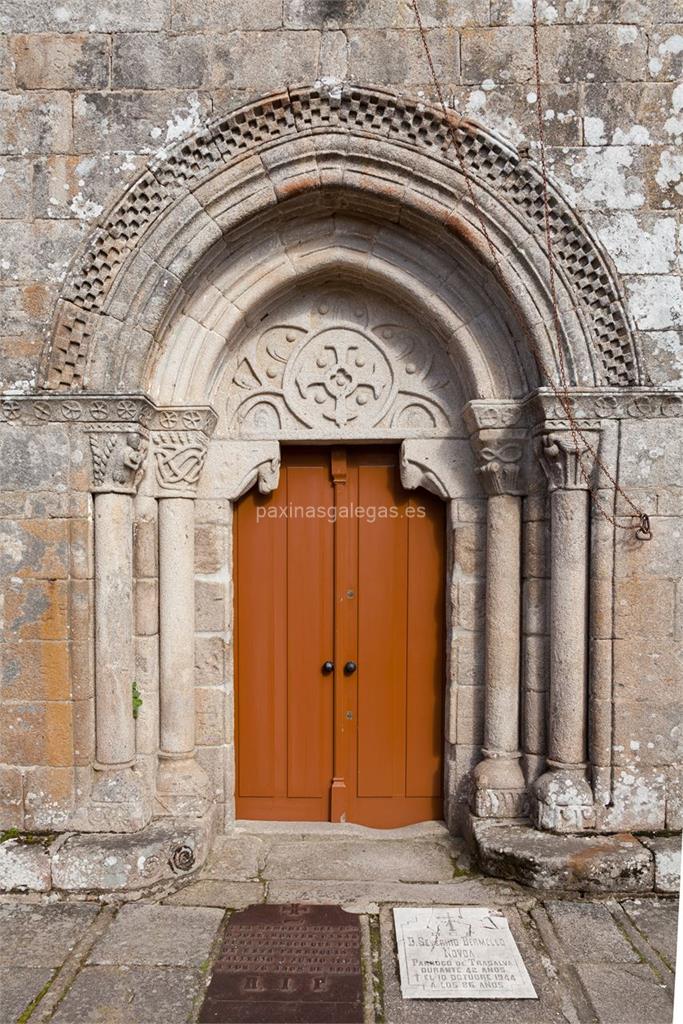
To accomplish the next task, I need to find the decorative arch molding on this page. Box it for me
[39,84,639,395]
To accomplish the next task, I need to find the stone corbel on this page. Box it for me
[218,440,281,500]
[399,439,464,500]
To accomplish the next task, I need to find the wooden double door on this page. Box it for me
[234,446,445,828]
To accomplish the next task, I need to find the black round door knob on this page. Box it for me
[321,661,334,675]
[343,661,357,676]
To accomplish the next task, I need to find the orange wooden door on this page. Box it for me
[234,446,445,826]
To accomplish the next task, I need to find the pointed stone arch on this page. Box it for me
[39,84,639,397]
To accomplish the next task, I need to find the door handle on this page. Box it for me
[321,661,334,675]
[343,661,357,676]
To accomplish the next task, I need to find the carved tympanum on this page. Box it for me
[224,288,459,439]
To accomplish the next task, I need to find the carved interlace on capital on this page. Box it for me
[152,431,209,496]
[89,429,149,495]
[539,428,600,492]
[225,288,459,439]
[473,435,526,496]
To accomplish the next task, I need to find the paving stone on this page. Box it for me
[0,904,99,966]
[263,839,456,882]
[379,906,570,1023]
[575,963,673,1024]
[200,834,265,880]
[164,880,265,909]
[88,905,223,967]
[49,966,204,1024]
[544,900,641,963]
[0,965,53,1021]
[622,897,679,969]
[265,879,528,913]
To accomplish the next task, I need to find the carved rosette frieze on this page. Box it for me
[538,427,599,492]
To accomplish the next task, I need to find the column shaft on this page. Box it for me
[484,494,522,754]
[159,496,196,757]
[94,491,136,767]
[548,488,589,766]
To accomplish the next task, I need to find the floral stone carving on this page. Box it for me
[223,287,460,439]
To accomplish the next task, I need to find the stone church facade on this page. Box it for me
[0,1,681,892]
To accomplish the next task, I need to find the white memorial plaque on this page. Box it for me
[393,907,537,1000]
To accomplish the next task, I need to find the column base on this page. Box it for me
[155,754,212,818]
[533,764,596,833]
[471,752,528,818]
[83,766,153,833]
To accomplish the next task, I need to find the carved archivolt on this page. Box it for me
[39,85,639,394]
[224,287,460,439]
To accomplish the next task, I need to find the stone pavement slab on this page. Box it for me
[200,835,265,881]
[263,839,456,882]
[0,903,99,966]
[265,879,526,913]
[164,880,265,909]
[378,905,570,1023]
[622,897,679,968]
[87,905,223,967]
[575,963,674,1024]
[49,966,206,1024]
[543,900,640,962]
[0,966,53,1022]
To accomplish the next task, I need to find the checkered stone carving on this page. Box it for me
[43,85,639,391]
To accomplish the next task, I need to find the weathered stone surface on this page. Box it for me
[12,33,109,89]
[164,879,265,908]
[0,904,99,965]
[265,878,523,914]
[88,905,223,967]
[544,900,640,962]
[50,966,204,1024]
[194,636,225,685]
[575,963,673,1024]
[263,839,456,882]
[0,837,51,891]
[639,835,681,893]
[112,32,210,90]
[622,897,679,968]
[52,819,213,891]
[472,821,654,892]
[0,966,53,1020]
[194,580,225,632]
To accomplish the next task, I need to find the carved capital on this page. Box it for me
[149,405,217,498]
[470,428,527,497]
[539,427,600,492]
[152,430,209,498]
[88,428,149,495]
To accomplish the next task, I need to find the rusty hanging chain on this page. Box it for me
[410,0,651,539]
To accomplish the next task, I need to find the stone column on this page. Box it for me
[152,421,214,817]
[470,430,527,817]
[534,427,599,832]
[88,427,151,831]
